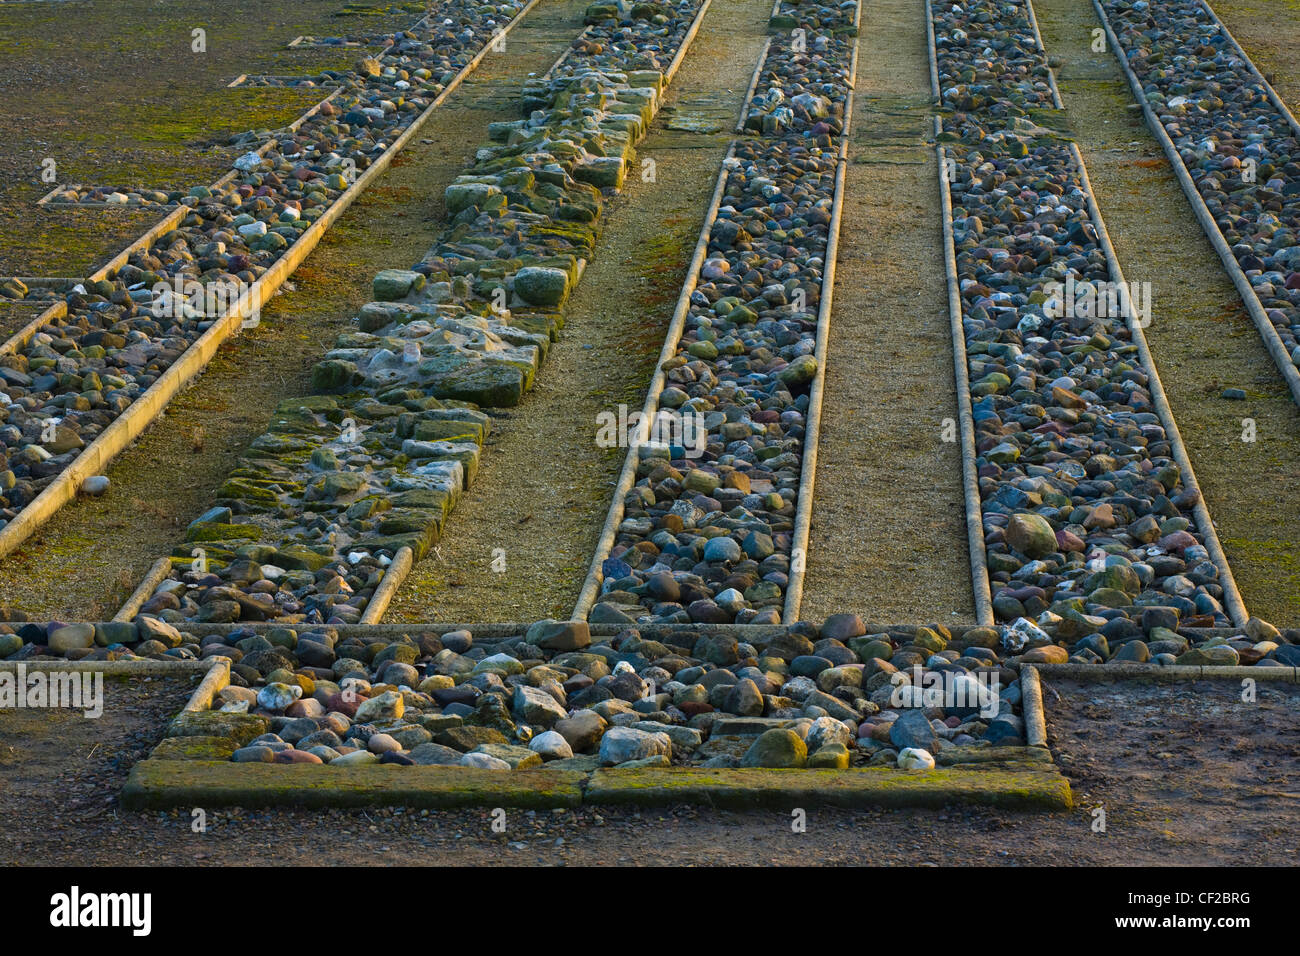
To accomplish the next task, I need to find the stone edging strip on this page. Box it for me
[30,618,1246,640]
[120,759,1071,809]
[359,545,414,624]
[1026,660,1299,682]
[1018,660,1047,746]
[1067,141,1249,628]
[113,557,174,622]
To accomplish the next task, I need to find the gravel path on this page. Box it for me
[385,0,777,623]
[1036,0,1300,626]
[3,673,1297,865]
[0,0,592,619]
[800,0,975,625]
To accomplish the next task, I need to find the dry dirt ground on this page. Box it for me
[1,674,1295,866]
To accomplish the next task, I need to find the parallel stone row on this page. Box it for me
[587,0,859,628]
[1101,0,1300,373]
[932,0,1281,666]
[0,0,526,532]
[113,0,707,633]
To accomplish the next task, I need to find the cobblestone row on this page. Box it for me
[587,0,859,628]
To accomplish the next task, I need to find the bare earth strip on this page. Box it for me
[2,675,1298,865]
[1035,0,1300,626]
[0,0,595,619]
[798,0,975,625]
[385,0,777,623]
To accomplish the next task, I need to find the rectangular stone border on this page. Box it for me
[104,626,1066,811]
[570,0,862,622]
[927,0,1254,630]
[6,624,1066,810]
[120,760,1071,809]
[781,0,862,623]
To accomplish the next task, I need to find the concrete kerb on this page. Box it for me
[781,0,862,624]
[113,557,174,622]
[182,657,231,711]
[0,0,546,563]
[359,546,413,625]
[1090,0,1300,409]
[582,765,1071,809]
[121,761,589,810]
[926,0,994,626]
[1018,661,1048,747]
[21,618,1254,641]
[1026,661,1300,684]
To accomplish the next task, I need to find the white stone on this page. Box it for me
[528,730,574,761]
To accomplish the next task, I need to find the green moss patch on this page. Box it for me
[121,760,587,809]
